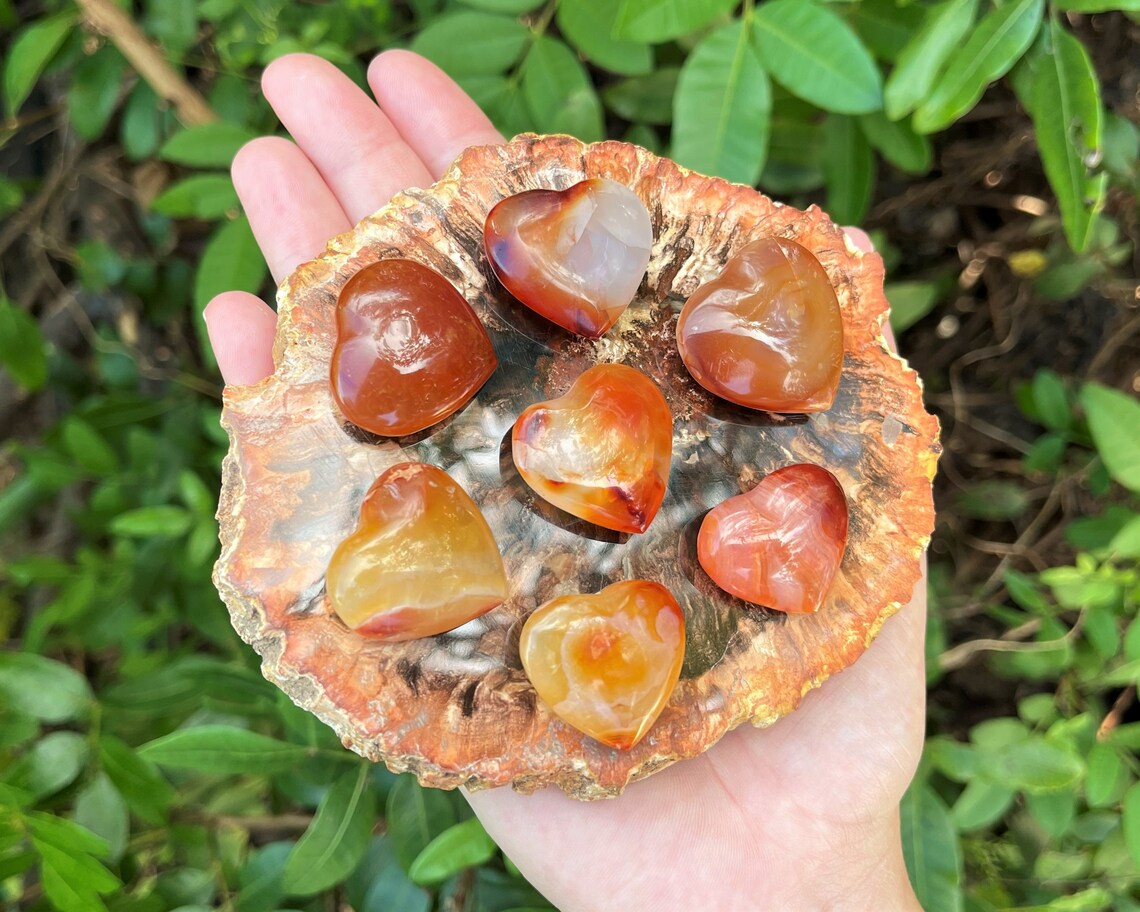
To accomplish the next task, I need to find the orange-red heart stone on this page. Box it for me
[330,259,497,436]
[520,580,685,750]
[698,463,848,614]
[512,364,672,533]
[484,178,653,338]
[676,238,844,413]
[326,462,508,641]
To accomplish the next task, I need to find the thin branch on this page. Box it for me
[938,609,1085,673]
[74,0,217,126]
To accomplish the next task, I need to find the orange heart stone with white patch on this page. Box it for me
[326,462,508,640]
[512,364,672,533]
[520,580,685,750]
[698,463,848,614]
[484,178,653,337]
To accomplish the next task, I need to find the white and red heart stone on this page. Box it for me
[484,178,653,338]
[697,463,848,614]
[519,580,685,750]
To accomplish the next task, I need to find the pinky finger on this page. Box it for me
[204,291,278,386]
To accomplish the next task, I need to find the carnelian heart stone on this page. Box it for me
[676,238,844,413]
[484,178,653,338]
[330,259,497,436]
[698,463,848,614]
[513,363,672,533]
[326,462,508,641]
[520,580,685,750]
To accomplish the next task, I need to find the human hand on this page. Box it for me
[205,50,927,912]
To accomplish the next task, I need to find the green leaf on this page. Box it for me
[159,123,258,168]
[673,21,770,185]
[913,0,1044,133]
[109,505,194,538]
[1080,383,1140,493]
[858,111,932,174]
[1032,369,1072,432]
[1028,19,1106,253]
[282,765,374,895]
[1124,782,1140,868]
[193,215,268,313]
[603,68,678,125]
[752,0,882,115]
[411,12,530,78]
[3,13,74,115]
[60,417,119,475]
[884,0,977,120]
[36,841,117,912]
[952,778,1015,830]
[989,738,1084,793]
[823,114,874,224]
[408,817,497,886]
[120,79,163,160]
[347,836,431,912]
[140,725,314,774]
[386,775,457,872]
[558,0,653,76]
[0,176,24,219]
[0,653,92,722]
[26,811,109,857]
[23,732,89,801]
[1085,742,1123,807]
[152,175,240,220]
[521,37,604,142]
[1109,515,1140,557]
[456,0,545,10]
[900,784,963,912]
[1055,0,1140,9]
[68,49,126,140]
[612,0,738,43]
[74,773,129,864]
[0,292,48,390]
[887,281,940,333]
[233,841,290,912]
[849,0,926,63]
[100,735,175,824]
[1027,788,1075,839]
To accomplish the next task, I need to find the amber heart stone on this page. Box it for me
[520,580,685,750]
[484,178,653,338]
[676,238,844,413]
[698,463,848,614]
[513,364,672,533]
[330,259,497,436]
[326,463,508,641]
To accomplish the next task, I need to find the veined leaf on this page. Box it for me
[900,784,963,912]
[73,774,129,864]
[885,0,978,120]
[0,653,92,723]
[604,68,678,125]
[282,765,374,895]
[613,0,738,43]
[752,0,882,115]
[193,215,268,314]
[673,21,771,185]
[1029,19,1106,252]
[152,174,240,220]
[159,122,258,168]
[913,0,1044,134]
[140,725,314,774]
[1080,383,1140,493]
[823,115,874,225]
[386,775,457,872]
[3,12,74,115]
[411,12,529,77]
[558,0,653,76]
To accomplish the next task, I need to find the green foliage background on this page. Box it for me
[1,1,1139,910]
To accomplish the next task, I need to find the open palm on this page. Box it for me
[205,51,926,912]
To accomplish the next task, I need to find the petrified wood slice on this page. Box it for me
[214,134,941,800]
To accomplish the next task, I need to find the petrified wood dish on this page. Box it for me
[214,134,940,800]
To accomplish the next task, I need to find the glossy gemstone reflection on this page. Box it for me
[326,463,508,640]
[677,238,843,413]
[697,464,848,614]
[513,364,672,533]
[520,580,685,750]
[330,259,497,437]
[484,178,653,337]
